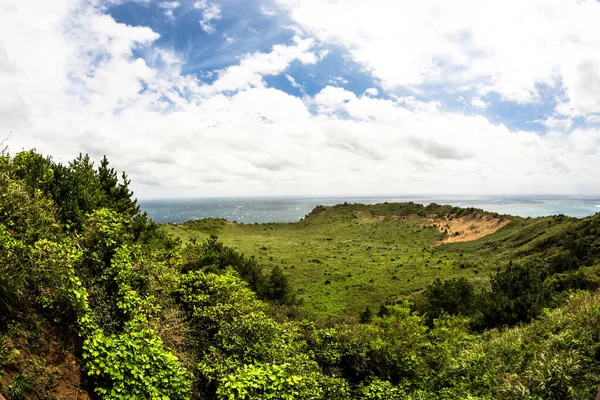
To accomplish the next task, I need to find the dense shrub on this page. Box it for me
[417,277,477,322]
[182,235,296,304]
[481,263,552,327]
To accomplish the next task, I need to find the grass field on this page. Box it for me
[164,202,578,316]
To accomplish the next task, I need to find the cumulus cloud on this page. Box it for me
[277,0,600,115]
[2,0,600,199]
[314,86,356,110]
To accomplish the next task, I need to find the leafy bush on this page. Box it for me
[217,362,322,400]
[417,277,477,322]
[358,379,402,400]
[481,263,552,327]
[83,324,191,399]
[62,243,191,399]
[182,236,296,304]
[179,268,265,330]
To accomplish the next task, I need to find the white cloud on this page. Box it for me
[223,33,235,44]
[158,1,179,19]
[364,88,378,97]
[277,0,600,115]
[285,74,303,91]
[313,86,356,110]
[260,5,277,17]
[328,76,348,85]
[204,36,317,93]
[540,117,573,132]
[471,98,487,109]
[159,1,179,8]
[194,0,221,34]
[2,0,600,199]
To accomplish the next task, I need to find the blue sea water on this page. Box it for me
[139,195,600,224]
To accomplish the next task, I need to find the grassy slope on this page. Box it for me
[164,202,582,317]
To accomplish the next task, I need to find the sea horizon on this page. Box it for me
[139,194,600,224]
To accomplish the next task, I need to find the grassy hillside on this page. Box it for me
[165,202,595,317]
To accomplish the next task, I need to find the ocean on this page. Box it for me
[139,195,600,224]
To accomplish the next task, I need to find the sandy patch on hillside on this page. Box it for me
[426,213,510,245]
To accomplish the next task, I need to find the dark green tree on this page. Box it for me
[360,306,373,323]
[481,263,551,326]
[421,277,476,321]
[263,265,294,304]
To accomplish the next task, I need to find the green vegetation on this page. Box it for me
[2,149,600,399]
[166,203,598,317]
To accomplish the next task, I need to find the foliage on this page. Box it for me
[360,307,373,323]
[83,325,191,399]
[0,167,63,324]
[481,263,553,326]
[182,235,296,304]
[3,150,144,232]
[417,277,477,322]
[8,372,35,400]
[217,362,320,400]
[179,268,265,331]
[77,246,192,399]
[358,379,402,400]
[3,149,600,399]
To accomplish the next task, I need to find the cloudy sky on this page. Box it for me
[2,0,600,198]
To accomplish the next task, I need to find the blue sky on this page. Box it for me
[103,0,599,137]
[2,0,600,197]
[106,0,561,132]
[110,1,287,69]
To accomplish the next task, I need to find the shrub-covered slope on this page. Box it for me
[2,149,600,399]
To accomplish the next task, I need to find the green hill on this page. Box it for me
[165,202,600,317]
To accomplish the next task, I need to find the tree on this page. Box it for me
[482,263,551,326]
[421,277,476,322]
[360,306,373,323]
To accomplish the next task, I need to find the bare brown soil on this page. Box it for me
[1,327,92,400]
[426,213,510,245]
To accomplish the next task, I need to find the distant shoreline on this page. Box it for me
[139,196,600,224]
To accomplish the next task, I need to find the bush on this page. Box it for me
[182,236,296,304]
[418,278,477,322]
[481,263,552,327]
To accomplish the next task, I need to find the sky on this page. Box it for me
[2,0,600,199]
